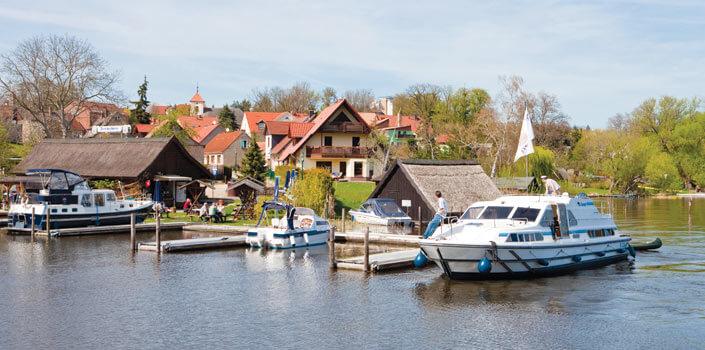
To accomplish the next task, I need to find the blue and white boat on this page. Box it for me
[419,194,635,280]
[246,201,330,249]
[7,169,153,230]
[349,198,413,227]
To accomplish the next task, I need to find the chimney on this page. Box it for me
[309,110,315,118]
[396,113,401,127]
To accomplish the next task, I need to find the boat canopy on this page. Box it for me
[26,168,89,191]
[360,198,408,218]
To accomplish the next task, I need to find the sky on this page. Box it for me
[0,0,703,127]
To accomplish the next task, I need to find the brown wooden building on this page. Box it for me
[12,137,211,207]
[369,159,501,224]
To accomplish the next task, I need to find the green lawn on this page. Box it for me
[334,181,375,213]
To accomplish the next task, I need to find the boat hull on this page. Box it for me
[7,207,152,230]
[420,238,631,280]
[349,211,412,226]
[246,228,329,249]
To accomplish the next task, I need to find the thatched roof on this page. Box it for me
[371,159,501,214]
[13,137,210,180]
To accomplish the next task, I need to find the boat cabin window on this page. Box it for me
[94,193,105,207]
[567,210,578,226]
[588,229,614,238]
[478,206,513,219]
[50,172,69,190]
[539,208,554,227]
[106,193,116,202]
[461,207,484,220]
[81,194,92,207]
[506,232,544,242]
[511,207,540,222]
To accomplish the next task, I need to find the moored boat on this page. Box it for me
[419,193,634,280]
[349,198,413,226]
[7,169,152,230]
[246,201,330,249]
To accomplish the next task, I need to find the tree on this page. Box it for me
[232,99,252,112]
[251,81,320,113]
[151,109,195,145]
[130,76,150,124]
[0,34,123,138]
[218,104,237,130]
[320,87,337,107]
[240,141,267,182]
[343,89,374,112]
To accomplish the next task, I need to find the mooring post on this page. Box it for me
[155,214,161,254]
[45,207,51,236]
[417,206,422,235]
[30,207,35,240]
[329,226,337,269]
[130,212,136,252]
[341,208,346,233]
[363,226,370,272]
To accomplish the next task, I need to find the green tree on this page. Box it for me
[218,104,237,130]
[644,152,681,192]
[151,109,195,145]
[232,99,252,112]
[240,141,267,182]
[290,168,334,215]
[130,76,151,124]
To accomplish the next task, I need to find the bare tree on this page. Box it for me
[343,88,375,112]
[250,81,319,113]
[0,35,123,138]
[320,87,337,107]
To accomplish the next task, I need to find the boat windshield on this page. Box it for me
[376,200,405,217]
[511,207,541,222]
[478,206,513,219]
[460,207,484,220]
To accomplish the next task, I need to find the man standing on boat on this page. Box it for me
[541,175,561,196]
[422,191,447,238]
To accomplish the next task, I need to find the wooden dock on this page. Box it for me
[5,222,189,237]
[334,231,421,247]
[138,235,247,253]
[336,249,420,272]
[182,224,251,235]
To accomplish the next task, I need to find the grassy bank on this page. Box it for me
[334,181,375,213]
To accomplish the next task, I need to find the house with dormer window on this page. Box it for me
[272,99,379,180]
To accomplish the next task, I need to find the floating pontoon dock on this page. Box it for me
[5,222,189,237]
[336,249,420,272]
[182,224,250,235]
[334,231,421,247]
[138,235,247,253]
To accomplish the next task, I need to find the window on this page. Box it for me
[461,207,484,220]
[506,232,544,242]
[511,207,540,221]
[588,229,607,238]
[106,193,116,202]
[339,161,347,176]
[316,161,332,171]
[81,194,92,207]
[94,193,105,207]
[61,208,67,213]
[354,162,363,177]
[568,210,578,226]
[479,206,513,219]
[324,136,333,146]
[240,140,247,149]
[72,208,78,212]
[352,137,360,147]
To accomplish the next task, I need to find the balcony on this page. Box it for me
[318,122,366,133]
[306,146,373,159]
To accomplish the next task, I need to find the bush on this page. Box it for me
[90,179,118,190]
[274,165,297,182]
[290,168,334,215]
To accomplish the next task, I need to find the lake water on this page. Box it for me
[1,198,704,349]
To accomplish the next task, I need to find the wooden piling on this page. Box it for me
[130,212,136,252]
[341,208,346,233]
[363,226,370,272]
[329,226,337,269]
[30,207,35,240]
[155,214,161,254]
[417,206,422,235]
[45,206,51,236]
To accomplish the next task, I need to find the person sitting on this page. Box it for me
[199,203,209,222]
[183,197,192,213]
[208,202,219,223]
[214,201,226,223]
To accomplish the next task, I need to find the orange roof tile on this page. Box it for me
[135,124,155,133]
[288,122,314,138]
[205,131,244,153]
[271,136,293,155]
[190,92,205,103]
[264,121,291,135]
[243,112,283,135]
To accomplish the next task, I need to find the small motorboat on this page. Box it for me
[7,169,152,230]
[631,237,662,251]
[349,198,413,226]
[246,201,330,249]
[419,193,635,280]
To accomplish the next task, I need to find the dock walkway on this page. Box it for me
[336,249,420,272]
[334,231,421,247]
[6,222,188,237]
[138,235,247,252]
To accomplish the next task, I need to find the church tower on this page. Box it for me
[189,86,205,116]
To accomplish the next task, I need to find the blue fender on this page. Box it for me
[413,251,428,268]
[572,255,582,263]
[536,259,550,266]
[477,257,492,273]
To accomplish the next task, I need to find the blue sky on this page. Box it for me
[0,0,703,127]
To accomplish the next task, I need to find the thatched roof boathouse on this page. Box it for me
[369,159,501,224]
[12,137,211,207]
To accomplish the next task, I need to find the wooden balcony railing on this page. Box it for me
[306,146,372,158]
[318,122,366,133]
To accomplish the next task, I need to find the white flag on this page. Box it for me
[514,107,535,162]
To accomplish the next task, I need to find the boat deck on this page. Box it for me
[138,235,247,253]
[336,249,419,272]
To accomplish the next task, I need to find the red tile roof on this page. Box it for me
[377,115,420,132]
[243,112,283,135]
[270,136,293,155]
[278,99,369,161]
[135,123,155,134]
[289,122,314,138]
[190,92,205,103]
[264,121,291,135]
[358,112,381,127]
[150,105,168,115]
[205,131,244,154]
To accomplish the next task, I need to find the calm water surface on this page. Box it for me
[1,198,705,349]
